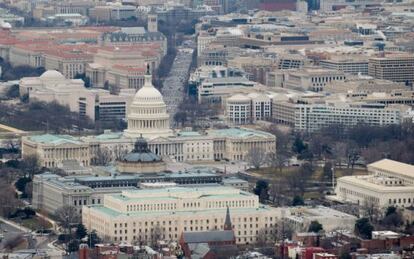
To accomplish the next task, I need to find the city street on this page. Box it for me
[161,46,194,127]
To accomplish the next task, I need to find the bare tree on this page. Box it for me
[92,147,112,166]
[55,205,80,233]
[268,220,294,242]
[332,142,347,168]
[361,198,381,224]
[267,152,289,172]
[345,141,361,171]
[113,144,128,161]
[256,228,269,247]
[150,224,165,247]
[0,183,22,217]
[22,154,41,178]
[269,179,287,206]
[246,147,267,169]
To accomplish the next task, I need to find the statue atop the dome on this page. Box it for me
[146,63,151,75]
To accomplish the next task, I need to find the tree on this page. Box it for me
[361,198,381,224]
[21,154,41,178]
[75,223,87,239]
[173,111,188,127]
[0,183,22,217]
[345,141,361,171]
[92,147,112,166]
[322,161,333,181]
[74,73,90,88]
[292,136,307,155]
[246,147,266,169]
[55,205,80,233]
[150,225,163,247]
[113,145,128,161]
[382,206,403,228]
[308,221,323,233]
[269,179,287,205]
[265,125,291,171]
[88,230,102,247]
[253,180,269,203]
[286,163,313,196]
[292,195,305,206]
[5,84,19,99]
[355,218,374,239]
[67,239,80,252]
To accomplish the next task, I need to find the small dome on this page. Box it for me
[1,22,11,29]
[40,70,65,80]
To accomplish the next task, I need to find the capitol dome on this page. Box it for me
[124,66,173,139]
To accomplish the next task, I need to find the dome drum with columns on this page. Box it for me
[124,64,173,139]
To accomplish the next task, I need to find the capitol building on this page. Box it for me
[22,69,276,167]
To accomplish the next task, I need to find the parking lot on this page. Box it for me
[160,46,194,127]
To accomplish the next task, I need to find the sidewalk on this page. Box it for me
[0,216,31,233]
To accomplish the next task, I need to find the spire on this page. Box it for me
[223,206,232,230]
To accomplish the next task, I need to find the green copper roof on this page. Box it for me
[208,128,274,138]
[29,134,82,145]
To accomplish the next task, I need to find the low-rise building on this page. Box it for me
[19,70,133,122]
[283,67,346,92]
[285,206,357,232]
[82,186,285,244]
[368,54,414,83]
[334,159,414,208]
[272,95,408,132]
[198,77,256,104]
[32,166,228,214]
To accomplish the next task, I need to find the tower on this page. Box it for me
[223,206,233,230]
[147,13,158,33]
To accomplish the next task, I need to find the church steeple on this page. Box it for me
[224,206,232,230]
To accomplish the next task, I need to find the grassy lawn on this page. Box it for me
[19,217,52,231]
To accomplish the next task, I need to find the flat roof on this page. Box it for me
[368,159,414,179]
[29,134,82,145]
[88,205,275,218]
[208,127,274,139]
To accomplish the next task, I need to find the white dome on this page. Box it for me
[133,81,164,103]
[40,70,65,80]
[124,74,173,139]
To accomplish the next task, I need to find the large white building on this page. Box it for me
[335,159,414,208]
[19,70,134,121]
[82,186,285,244]
[272,95,409,132]
[22,70,276,166]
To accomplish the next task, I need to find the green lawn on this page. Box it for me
[19,217,52,231]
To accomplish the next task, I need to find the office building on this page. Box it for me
[285,206,357,232]
[19,70,133,122]
[32,166,232,214]
[82,186,285,244]
[335,159,414,208]
[368,54,414,83]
